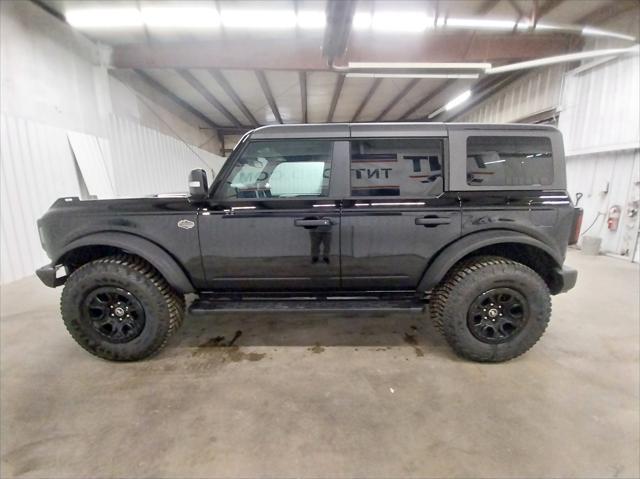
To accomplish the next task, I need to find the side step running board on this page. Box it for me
[189,298,426,315]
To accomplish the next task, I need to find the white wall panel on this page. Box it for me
[560,51,640,259]
[107,115,225,198]
[0,113,81,283]
[559,52,640,155]
[0,113,226,284]
[566,150,639,256]
[459,65,566,123]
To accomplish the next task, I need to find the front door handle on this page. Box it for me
[415,217,451,227]
[294,218,332,227]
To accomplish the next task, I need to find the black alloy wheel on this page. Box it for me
[82,287,146,343]
[467,287,528,344]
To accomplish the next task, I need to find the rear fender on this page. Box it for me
[418,230,563,292]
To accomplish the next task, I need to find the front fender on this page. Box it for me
[55,232,195,293]
[417,229,563,292]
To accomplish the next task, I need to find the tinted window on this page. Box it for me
[350,139,443,197]
[466,136,553,187]
[220,140,332,199]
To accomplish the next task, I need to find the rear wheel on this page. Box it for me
[60,255,184,361]
[430,256,551,362]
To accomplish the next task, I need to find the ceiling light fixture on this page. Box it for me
[445,90,472,110]
[141,7,220,28]
[296,11,326,29]
[446,18,515,30]
[353,12,432,32]
[65,8,142,28]
[347,62,492,70]
[345,73,479,79]
[221,10,297,29]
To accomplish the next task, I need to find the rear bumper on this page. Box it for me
[35,263,67,288]
[556,264,578,293]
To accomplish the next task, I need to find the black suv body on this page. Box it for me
[37,123,579,362]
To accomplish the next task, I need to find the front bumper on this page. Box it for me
[556,264,578,293]
[36,263,67,288]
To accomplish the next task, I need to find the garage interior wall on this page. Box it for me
[459,49,639,260]
[0,1,226,284]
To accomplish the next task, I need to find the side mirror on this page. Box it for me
[188,169,208,200]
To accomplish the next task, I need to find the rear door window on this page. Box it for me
[466,136,553,187]
[349,139,443,197]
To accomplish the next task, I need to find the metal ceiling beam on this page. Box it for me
[299,71,308,123]
[327,74,345,122]
[351,78,382,122]
[535,0,564,25]
[177,69,242,127]
[577,0,639,25]
[111,34,573,69]
[255,71,283,124]
[208,69,259,126]
[374,79,420,122]
[322,0,357,62]
[133,69,220,129]
[475,0,500,15]
[396,80,452,121]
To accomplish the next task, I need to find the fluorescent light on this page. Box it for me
[436,17,446,27]
[141,7,220,28]
[346,73,480,79]
[66,8,142,28]
[353,13,373,29]
[446,18,515,30]
[353,11,432,32]
[371,12,431,32]
[427,107,445,119]
[297,11,326,29]
[445,90,472,110]
[484,159,506,165]
[582,27,635,42]
[221,10,297,29]
[486,46,640,74]
[347,61,491,70]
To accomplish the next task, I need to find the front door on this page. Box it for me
[340,137,462,290]
[199,138,341,291]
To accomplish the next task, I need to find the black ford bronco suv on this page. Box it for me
[37,123,581,362]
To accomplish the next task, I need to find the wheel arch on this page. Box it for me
[419,230,565,294]
[56,232,195,294]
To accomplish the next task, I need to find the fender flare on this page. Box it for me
[57,232,195,293]
[417,230,563,292]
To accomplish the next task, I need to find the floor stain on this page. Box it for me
[198,336,225,347]
[308,343,325,354]
[404,332,425,357]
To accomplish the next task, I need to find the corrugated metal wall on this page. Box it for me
[559,52,640,156]
[107,116,225,198]
[560,51,640,259]
[459,65,566,123]
[1,113,81,283]
[566,150,639,256]
[0,112,226,284]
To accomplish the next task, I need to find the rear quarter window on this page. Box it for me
[466,136,553,187]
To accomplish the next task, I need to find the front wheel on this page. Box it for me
[60,255,184,361]
[430,256,551,362]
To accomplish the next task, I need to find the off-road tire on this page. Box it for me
[60,255,185,361]
[430,256,551,362]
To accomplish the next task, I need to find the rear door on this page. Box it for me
[340,135,461,291]
[198,138,341,291]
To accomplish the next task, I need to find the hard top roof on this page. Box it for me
[247,122,558,140]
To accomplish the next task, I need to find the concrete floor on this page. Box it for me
[1,250,638,478]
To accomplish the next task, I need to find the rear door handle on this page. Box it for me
[294,218,332,227]
[415,217,451,227]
